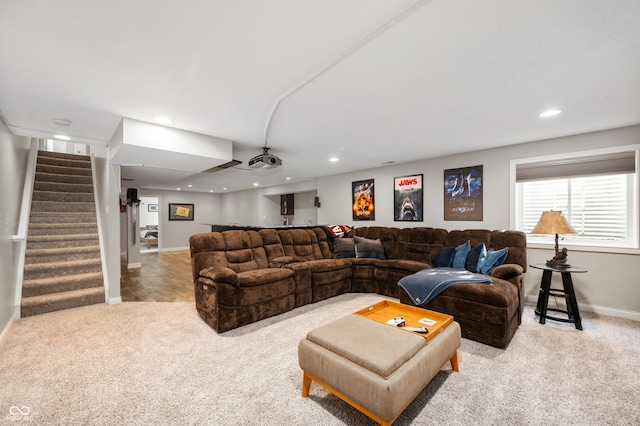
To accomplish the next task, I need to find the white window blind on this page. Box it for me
[516,149,638,248]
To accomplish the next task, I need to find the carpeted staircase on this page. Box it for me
[21,150,105,317]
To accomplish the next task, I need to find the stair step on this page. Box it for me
[29,211,97,223]
[25,245,101,264]
[35,172,93,185]
[36,163,92,176]
[37,155,91,169]
[28,222,98,237]
[27,233,100,249]
[32,190,95,203]
[23,258,102,280]
[33,180,94,193]
[28,222,98,230]
[31,200,96,213]
[22,271,104,297]
[38,150,90,162]
[21,287,105,317]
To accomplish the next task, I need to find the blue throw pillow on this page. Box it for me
[451,240,471,268]
[433,247,455,267]
[465,243,487,273]
[479,247,509,275]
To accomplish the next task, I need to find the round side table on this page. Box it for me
[530,263,586,330]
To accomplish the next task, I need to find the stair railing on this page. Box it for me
[11,138,40,318]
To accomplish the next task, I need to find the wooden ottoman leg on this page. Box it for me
[302,371,312,397]
[450,351,459,372]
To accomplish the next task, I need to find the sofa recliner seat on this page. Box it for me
[259,228,353,304]
[190,230,296,332]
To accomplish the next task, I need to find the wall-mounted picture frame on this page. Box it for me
[352,179,375,221]
[444,165,483,221]
[394,174,423,221]
[169,203,194,221]
[148,204,158,212]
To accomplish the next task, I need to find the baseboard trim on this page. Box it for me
[127,262,142,269]
[525,294,640,322]
[160,246,189,252]
[108,297,122,305]
[0,315,17,347]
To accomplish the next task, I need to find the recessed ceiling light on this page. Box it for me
[253,183,259,186]
[53,118,71,127]
[177,188,181,190]
[188,185,193,188]
[54,134,71,141]
[538,109,562,118]
[210,190,214,193]
[286,177,291,180]
[223,187,227,190]
[154,116,173,125]
[329,157,339,162]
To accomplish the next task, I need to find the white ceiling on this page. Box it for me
[1,0,639,193]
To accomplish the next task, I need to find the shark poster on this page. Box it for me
[394,174,423,221]
[444,165,483,221]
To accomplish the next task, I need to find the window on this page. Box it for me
[514,149,638,249]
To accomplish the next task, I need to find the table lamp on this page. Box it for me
[530,210,576,267]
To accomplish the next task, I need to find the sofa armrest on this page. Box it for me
[199,266,238,286]
[491,263,525,324]
[490,263,524,285]
[270,255,302,268]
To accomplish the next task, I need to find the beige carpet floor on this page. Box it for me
[1,293,639,425]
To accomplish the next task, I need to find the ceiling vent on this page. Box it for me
[203,159,242,173]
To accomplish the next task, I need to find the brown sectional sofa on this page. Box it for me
[189,226,527,348]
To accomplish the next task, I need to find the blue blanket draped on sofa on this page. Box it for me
[398,267,492,307]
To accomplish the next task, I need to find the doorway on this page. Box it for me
[139,196,159,253]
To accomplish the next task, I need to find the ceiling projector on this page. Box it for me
[248,148,282,169]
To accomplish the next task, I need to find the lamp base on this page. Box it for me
[546,247,570,268]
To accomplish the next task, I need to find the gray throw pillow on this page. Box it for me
[354,236,386,260]
[333,238,356,259]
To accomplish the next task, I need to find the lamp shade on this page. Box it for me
[530,210,576,235]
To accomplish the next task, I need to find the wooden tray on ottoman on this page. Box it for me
[354,299,453,343]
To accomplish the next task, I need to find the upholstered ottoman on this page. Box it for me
[298,315,461,425]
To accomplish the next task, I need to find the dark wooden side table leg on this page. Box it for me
[536,270,553,325]
[561,272,583,330]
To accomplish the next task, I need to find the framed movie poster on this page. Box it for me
[352,179,375,221]
[169,203,194,221]
[394,174,423,221]
[444,165,483,221]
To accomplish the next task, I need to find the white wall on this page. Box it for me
[314,125,640,318]
[292,191,318,226]
[138,189,222,249]
[0,120,31,335]
[90,145,121,303]
[139,196,159,228]
[220,186,319,227]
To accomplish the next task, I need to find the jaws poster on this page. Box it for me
[394,174,423,221]
[444,165,483,221]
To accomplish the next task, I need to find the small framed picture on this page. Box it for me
[169,203,194,221]
[148,204,158,212]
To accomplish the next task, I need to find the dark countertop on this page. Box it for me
[208,224,323,232]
